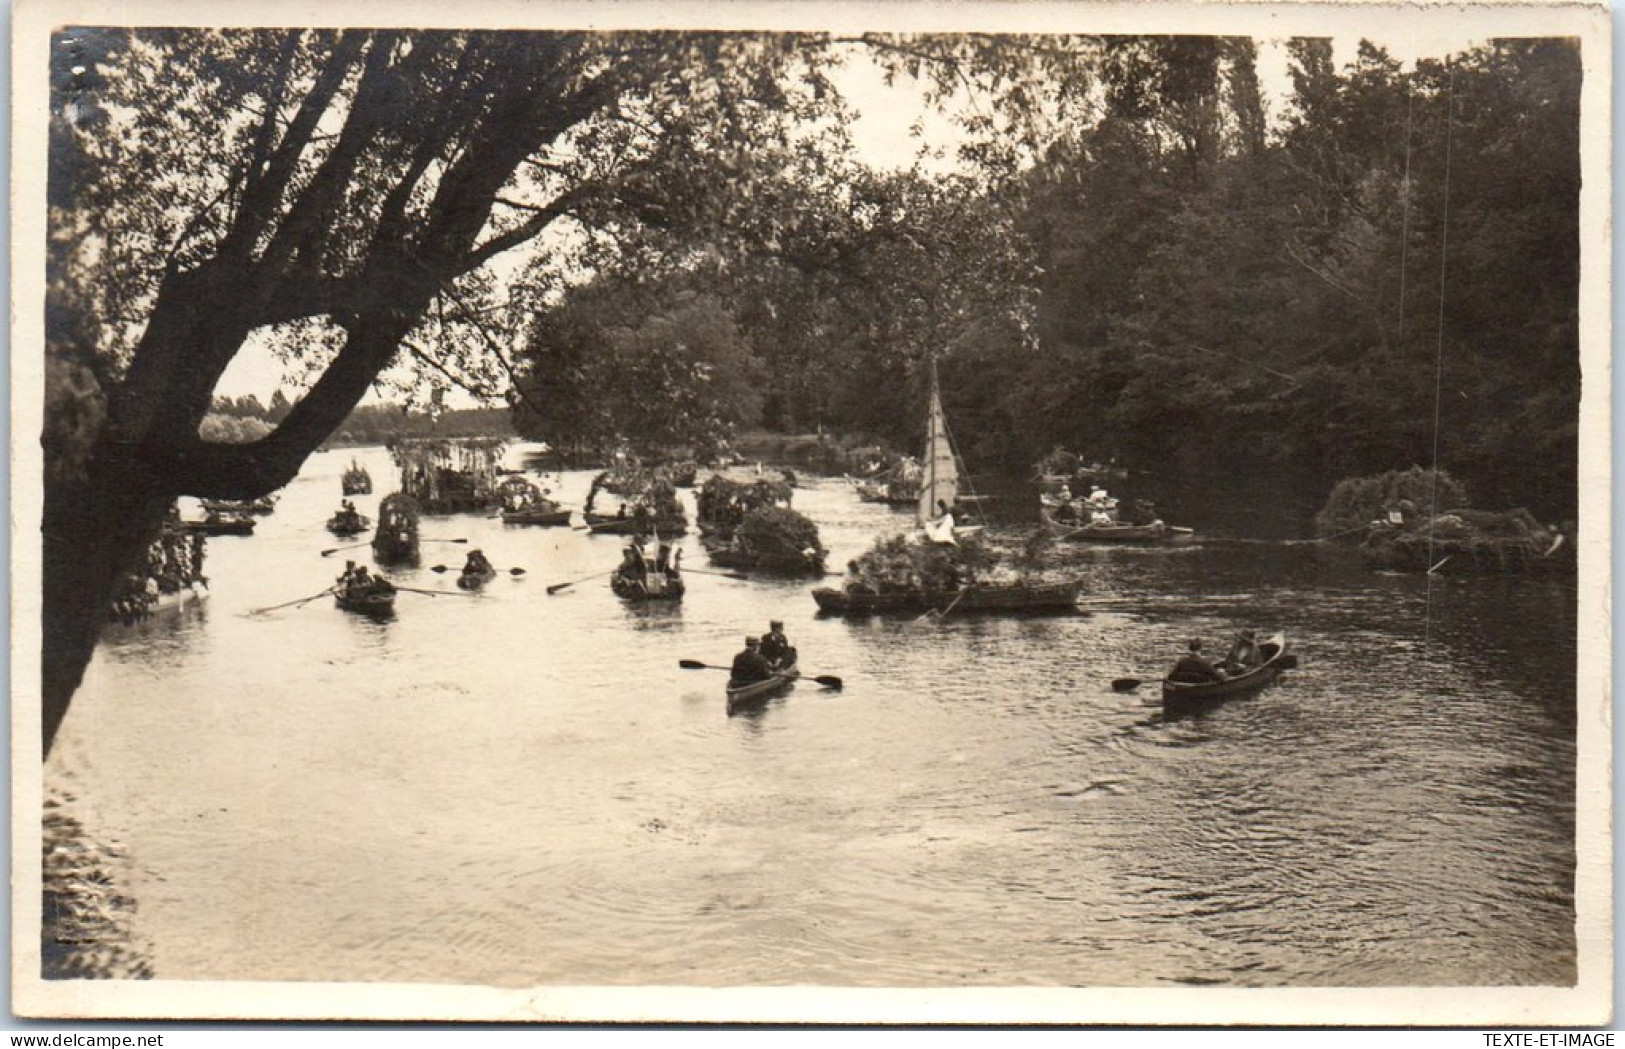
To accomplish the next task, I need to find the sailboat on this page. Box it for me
[812,362,1080,616]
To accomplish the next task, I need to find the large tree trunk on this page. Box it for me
[41,463,176,756]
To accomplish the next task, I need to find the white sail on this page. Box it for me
[917,361,959,531]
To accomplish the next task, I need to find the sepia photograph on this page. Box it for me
[11,0,1612,1026]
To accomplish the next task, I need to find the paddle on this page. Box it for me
[422,538,471,544]
[429,564,526,576]
[913,585,970,623]
[547,569,616,595]
[248,586,336,615]
[319,542,370,557]
[678,660,842,690]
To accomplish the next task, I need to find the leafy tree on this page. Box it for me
[42,27,842,753]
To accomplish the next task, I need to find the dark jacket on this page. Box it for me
[1169,653,1222,684]
[759,631,793,667]
[730,649,774,685]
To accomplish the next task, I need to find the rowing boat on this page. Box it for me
[502,506,572,527]
[582,512,689,536]
[811,581,1079,616]
[456,568,498,590]
[334,586,395,616]
[726,663,799,715]
[1161,632,1291,717]
[1039,507,1196,544]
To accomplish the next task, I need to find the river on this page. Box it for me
[43,443,1578,989]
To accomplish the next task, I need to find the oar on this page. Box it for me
[393,585,475,597]
[429,564,527,575]
[320,542,371,557]
[421,538,471,544]
[678,660,843,690]
[681,567,751,581]
[547,569,617,595]
[248,586,337,615]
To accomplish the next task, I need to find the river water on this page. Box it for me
[44,444,1578,988]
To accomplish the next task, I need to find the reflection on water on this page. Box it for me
[45,445,1576,987]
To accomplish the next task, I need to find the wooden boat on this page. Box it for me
[199,496,276,515]
[497,475,571,526]
[610,564,685,602]
[819,361,1069,615]
[325,511,371,537]
[1039,507,1196,544]
[726,663,799,715]
[812,581,1079,616]
[106,582,210,630]
[334,584,395,616]
[703,537,827,577]
[182,514,256,536]
[341,460,373,496]
[581,512,689,536]
[854,479,920,506]
[372,493,421,567]
[1161,633,1292,716]
[503,505,572,527]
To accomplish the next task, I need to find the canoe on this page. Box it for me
[726,663,799,715]
[1040,507,1196,544]
[610,568,685,602]
[334,586,395,615]
[501,506,572,527]
[582,512,689,536]
[811,581,1080,616]
[1161,633,1291,716]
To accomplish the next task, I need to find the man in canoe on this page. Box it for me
[1169,639,1224,684]
[463,549,494,576]
[729,636,774,687]
[759,620,796,670]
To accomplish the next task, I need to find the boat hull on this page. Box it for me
[726,665,799,714]
[583,513,689,536]
[325,517,370,537]
[811,582,1079,616]
[1040,508,1195,544]
[501,508,572,527]
[703,539,827,576]
[183,518,256,536]
[1161,634,1290,716]
[334,589,395,616]
[610,570,685,602]
[456,569,498,590]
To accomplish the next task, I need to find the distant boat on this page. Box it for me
[341,460,373,496]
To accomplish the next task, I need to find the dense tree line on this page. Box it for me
[511,38,1578,527]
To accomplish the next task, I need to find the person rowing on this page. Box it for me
[729,636,774,687]
[1220,629,1261,673]
[463,549,494,576]
[1167,638,1224,685]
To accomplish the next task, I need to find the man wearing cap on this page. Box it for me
[1168,639,1224,684]
[730,636,774,686]
[759,620,796,670]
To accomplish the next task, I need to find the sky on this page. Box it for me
[213,29,1488,406]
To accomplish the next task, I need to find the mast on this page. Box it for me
[917,358,959,529]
